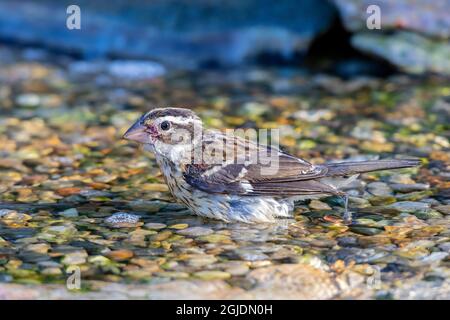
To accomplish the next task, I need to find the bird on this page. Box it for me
[123,107,420,223]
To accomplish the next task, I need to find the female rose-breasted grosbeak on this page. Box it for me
[123,108,420,223]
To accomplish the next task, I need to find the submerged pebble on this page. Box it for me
[105,213,141,228]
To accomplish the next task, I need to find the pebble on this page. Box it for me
[154,272,189,279]
[61,250,88,265]
[237,251,270,261]
[438,243,450,252]
[177,227,214,237]
[414,252,448,265]
[24,243,50,254]
[186,254,217,267]
[367,182,393,196]
[391,183,430,193]
[389,174,416,184]
[16,93,40,108]
[193,271,231,281]
[197,234,231,244]
[226,264,250,276]
[106,249,134,262]
[150,230,172,241]
[44,224,77,237]
[369,196,397,206]
[397,191,433,201]
[57,208,79,217]
[105,213,141,228]
[168,224,188,230]
[434,205,450,215]
[144,223,167,230]
[348,197,371,208]
[0,209,15,218]
[350,226,383,236]
[107,60,166,80]
[88,256,112,266]
[41,267,62,276]
[414,210,443,220]
[337,236,359,247]
[309,200,332,210]
[0,210,32,222]
[387,201,430,213]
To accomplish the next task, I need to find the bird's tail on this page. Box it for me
[324,159,421,177]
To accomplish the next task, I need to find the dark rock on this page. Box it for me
[333,0,450,75]
[333,0,450,38]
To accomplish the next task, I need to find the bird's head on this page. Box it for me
[123,108,203,162]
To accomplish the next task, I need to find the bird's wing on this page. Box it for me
[182,132,339,196]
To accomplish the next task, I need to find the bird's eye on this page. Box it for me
[160,120,171,131]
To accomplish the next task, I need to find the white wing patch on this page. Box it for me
[240,180,254,193]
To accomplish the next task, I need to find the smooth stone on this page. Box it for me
[0,209,16,218]
[350,226,383,236]
[24,243,50,254]
[88,255,112,266]
[225,264,250,276]
[104,212,140,227]
[0,210,32,222]
[413,252,448,265]
[16,93,40,107]
[244,263,365,299]
[388,174,416,184]
[107,60,166,80]
[337,236,359,247]
[369,196,397,206]
[197,234,231,244]
[150,230,172,241]
[396,191,434,201]
[177,227,214,237]
[168,223,188,230]
[438,243,450,252]
[391,183,430,193]
[105,249,134,261]
[79,190,112,198]
[387,201,430,213]
[186,254,217,267]
[193,271,231,281]
[348,196,370,207]
[57,208,79,217]
[41,267,62,276]
[38,260,62,268]
[237,251,270,261]
[154,272,189,279]
[414,210,443,220]
[44,224,77,236]
[61,250,88,265]
[144,223,167,230]
[328,248,388,264]
[309,200,331,210]
[434,205,450,215]
[367,182,393,196]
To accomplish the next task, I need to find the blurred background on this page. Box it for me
[0,0,449,76]
[0,0,449,300]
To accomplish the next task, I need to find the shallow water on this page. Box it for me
[0,46,449,299]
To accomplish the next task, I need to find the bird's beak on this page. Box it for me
[123,121,150,144]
